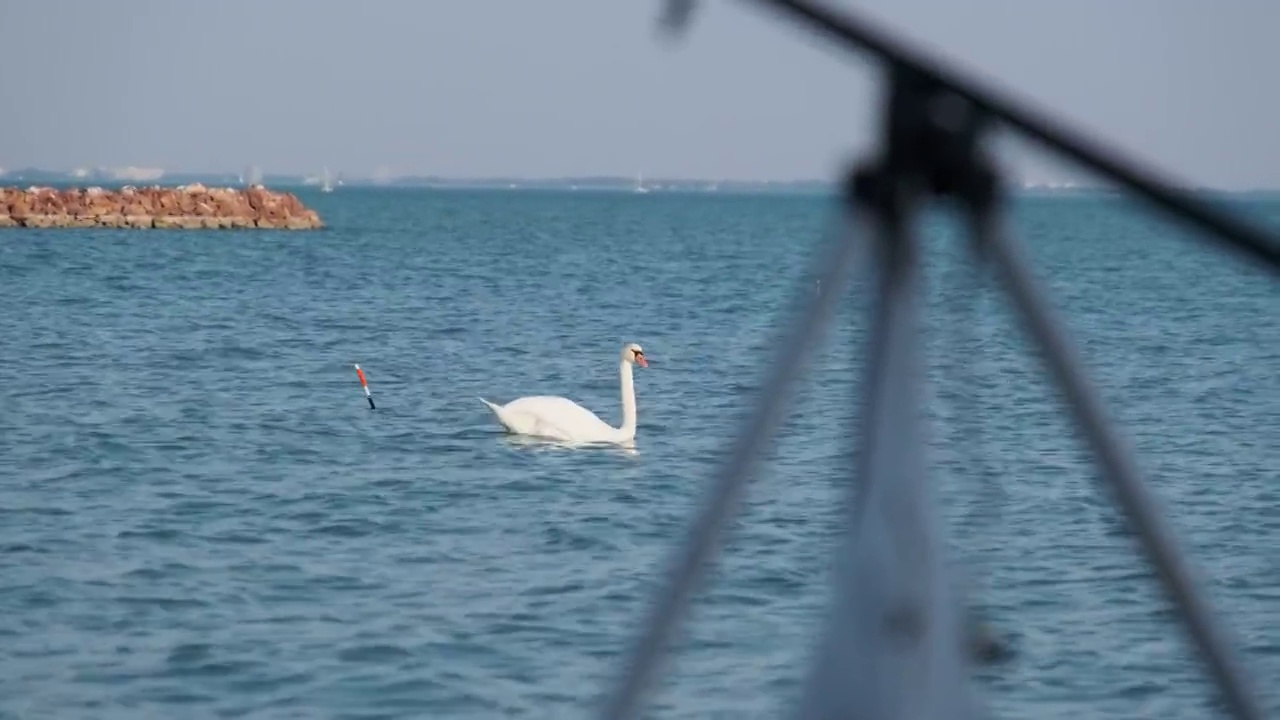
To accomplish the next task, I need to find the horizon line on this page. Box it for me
[3,165,1279,193]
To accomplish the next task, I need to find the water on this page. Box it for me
[1,188,1276,719]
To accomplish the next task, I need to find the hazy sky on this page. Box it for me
[2,1,1277,188]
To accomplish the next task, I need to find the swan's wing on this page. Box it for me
[502,396,602,421]
[479,395,577,439]
[529,414,576,441]
[501,395,614,439]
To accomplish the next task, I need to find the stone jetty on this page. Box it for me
[0,184,323,230]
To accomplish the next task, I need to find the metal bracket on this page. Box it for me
[800,66,1263,720]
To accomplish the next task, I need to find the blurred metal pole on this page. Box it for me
[597,208,866,720]
[794,161,975,720]
[968,197,1266,720]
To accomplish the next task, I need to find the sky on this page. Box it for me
[1,0,1278,189]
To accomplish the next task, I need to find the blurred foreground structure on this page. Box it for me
[598,1,1280,719]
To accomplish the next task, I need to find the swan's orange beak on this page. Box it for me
[636,354,648,368]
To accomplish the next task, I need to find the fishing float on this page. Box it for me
[353,364,375,410]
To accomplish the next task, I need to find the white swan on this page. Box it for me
[479,343,648,445]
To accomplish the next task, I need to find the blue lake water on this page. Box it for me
[1,187,1276,719]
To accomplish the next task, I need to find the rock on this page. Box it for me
[0,185,324,230]
[85,202,113,218]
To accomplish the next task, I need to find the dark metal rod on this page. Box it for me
[737,0,1280,273]
[596,212,866,720]
[972,207,1265,720]
[796,199,975,720]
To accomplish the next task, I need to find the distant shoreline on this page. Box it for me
[1,169,1276,198]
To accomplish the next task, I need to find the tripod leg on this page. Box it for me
[969,202,1265,720]
[796,178,975,720]
[597,205,867,720]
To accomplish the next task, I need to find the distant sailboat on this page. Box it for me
[634,171,650,194]
[321,166,334,193]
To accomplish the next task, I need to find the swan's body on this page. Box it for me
[480,343,647,445]
[479,395,625,443]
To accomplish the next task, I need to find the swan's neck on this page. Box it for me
[618,360,637,439]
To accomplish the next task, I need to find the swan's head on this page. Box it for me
[622,342,648,368]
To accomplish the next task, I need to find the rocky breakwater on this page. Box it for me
[0,184,323,230]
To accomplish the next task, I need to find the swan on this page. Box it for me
[479,343,648,444]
